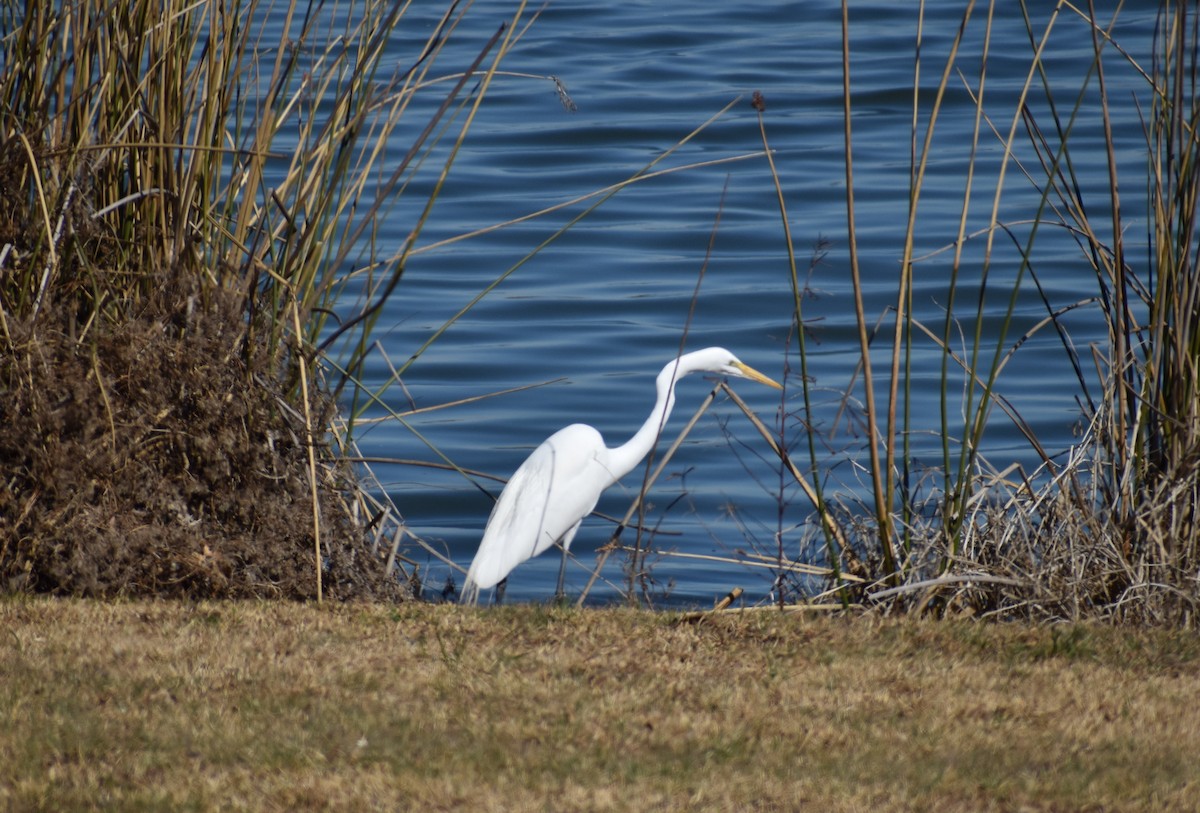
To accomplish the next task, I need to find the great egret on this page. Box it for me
[460,347,781,605]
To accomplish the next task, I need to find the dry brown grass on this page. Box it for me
[0,288,400,601]
[2,599,1198,812]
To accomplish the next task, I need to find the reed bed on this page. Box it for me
[737,0,1200,624]
[0,0,537,598]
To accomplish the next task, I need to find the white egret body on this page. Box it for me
[461,347,781,604]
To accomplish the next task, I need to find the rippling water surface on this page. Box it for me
[311,1,1158,605]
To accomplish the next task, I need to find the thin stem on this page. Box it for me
[842,0,897,574]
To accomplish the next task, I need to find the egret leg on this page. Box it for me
[494,578,507,605]
[554,544,568,602]
[554,521,582,603]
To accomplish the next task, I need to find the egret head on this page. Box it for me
[689,347,783,389]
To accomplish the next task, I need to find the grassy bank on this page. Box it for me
[2,599,1198,811]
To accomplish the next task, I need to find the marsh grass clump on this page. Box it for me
[734,1,1200,624]
[0,282,390,599]
[0,0,526,598]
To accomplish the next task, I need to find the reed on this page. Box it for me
[775,0,1200,622]
[0,0,532,598]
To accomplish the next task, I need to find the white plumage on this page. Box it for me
[460,347,781,604]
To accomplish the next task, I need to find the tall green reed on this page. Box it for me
[802,0,1200,620]
[0,0,531,388]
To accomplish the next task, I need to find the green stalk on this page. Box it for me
[895,0,977,564]
[753,98,847,598]
[940,2,994,558]
[841,0,897,576]
[948,2,1062,542]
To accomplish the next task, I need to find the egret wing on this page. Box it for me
[463,424,608,593]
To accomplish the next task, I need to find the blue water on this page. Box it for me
[314,1,1159,606]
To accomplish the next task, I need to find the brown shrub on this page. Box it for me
[0,282,402,601]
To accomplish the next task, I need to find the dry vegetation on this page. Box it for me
[1,2,1195,806]
[2,598,1198,812]
[0,0,1196,637]
[0,285,395,599]
[0,0,530,600]
[742,1,1200,625]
